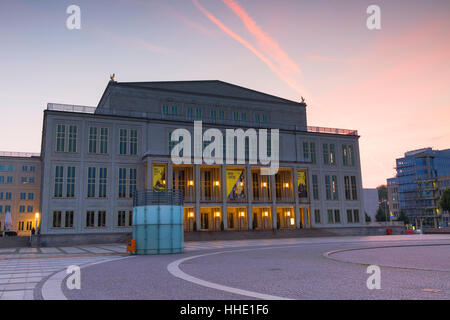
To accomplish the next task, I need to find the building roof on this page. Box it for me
[98,80,305,107]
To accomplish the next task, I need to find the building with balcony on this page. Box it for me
[39,80,364,237]
[387,148,450,228]
[0,152,41,235]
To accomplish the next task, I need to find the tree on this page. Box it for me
[396,211,409,225]
[440,188,450,213]
[375,207,387,222]
[377,185,388,202]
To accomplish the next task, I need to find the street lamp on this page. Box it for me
[35,212,40,230]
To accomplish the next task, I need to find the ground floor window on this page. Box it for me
[86,211,95,227]
[18,221,24,231]
[118,211,126,227]
[53,211,62,228]
[65,211,74,228]
[26,221,33,230]
[98,211,106,227]
[314,210,321,224]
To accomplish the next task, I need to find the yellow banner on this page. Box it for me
[226,169,245,201]
[153,165,166,189]
[297,170,308,198]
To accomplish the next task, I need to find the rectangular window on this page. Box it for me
[323,143,336,165]
[344,176,351,200]
[26,221,33,230]
[86,211,95,227]
[325,175,332,200]
[27,206,33,213]
[119,129,138,155]
[0,206,2,213]
[119,168,127,198]
[98,211,106,227]
[334,210,341,223]
[99,168,107,198]
[20,193,26,200]
[129,168,137,198]
[18,221,24,231]
[331,176,339,200]
[119,129,127,155]
[88,127,97,153]
[0,192,3,200]
[343,144,355,167]
[87,167,96,198]
[54,166,64,198]
[30,166,36,172]
[68,125,77,152]
[100,128,108,154]
[5,193,11,200]
[210,110,217,120]
[314,209,321,224]
[347,209,353,223]
[19,205,25,213]
[66,166,76,198]
[29,177,35,184]
[303,142,316,164]
[129,211,133,226]
[351,176,358,200]
[161,105,169,117]
[353,209,360,223]
[0,177,4,183]
[65,211,74,228]
[22,165,28,172]
[118,211,126,227]
[312,175,319,200]
[327,209,333,223]
[186,108,193,120]
[56,124,66,152]
[7,176,13,183]
[195,108,202,120]
[53,211,62,228]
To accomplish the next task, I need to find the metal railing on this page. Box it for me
[307,126,358,136]
[133,189,184,207]
[47,103,97,114]
[0,151,40,158]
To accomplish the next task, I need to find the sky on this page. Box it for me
[0,0,449,188]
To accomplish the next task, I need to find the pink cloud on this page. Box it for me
[192,0,308,99]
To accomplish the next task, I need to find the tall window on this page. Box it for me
[325,175,338,200]
[54,166,75,198]
[344,176,358,200]
[98,211,106,227]
[87,167,96,198]
[87,167,108,198]
[54,166,64,198]
[66,167,76,198]
[342,144,355,166]
[323,143,336,165]
[314,209,321,224]
[86,211,95,227]
[118,168,137,198]
[99,168,107,198]
[118,211,126,227]
[312,175,319,200]
[56,124,66,152]
[303,142,317,164]
[65,211,74,228]
[88,127,109,154]
[347,209,353,223]
[119,129,138,155]
[56,124,77,152]
[53,211,62,228]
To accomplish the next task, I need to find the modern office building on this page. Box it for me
[0,152,41,235]
[39,80,365,237]
[387,148,450,228]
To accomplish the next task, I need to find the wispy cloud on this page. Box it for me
[93,26,173,55]
[192,0,308,99]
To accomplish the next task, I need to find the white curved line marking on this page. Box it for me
[42,256,132,300]
[168,246,296,300]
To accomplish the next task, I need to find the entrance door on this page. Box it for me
[201,212,209,230]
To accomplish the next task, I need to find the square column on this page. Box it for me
[292,167,301,228]
[194,164,201,229]
[246,165,252,229]
[271,173,277,229]
[221,165,227,229]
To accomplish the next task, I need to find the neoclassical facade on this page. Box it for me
[39,80,364,235]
